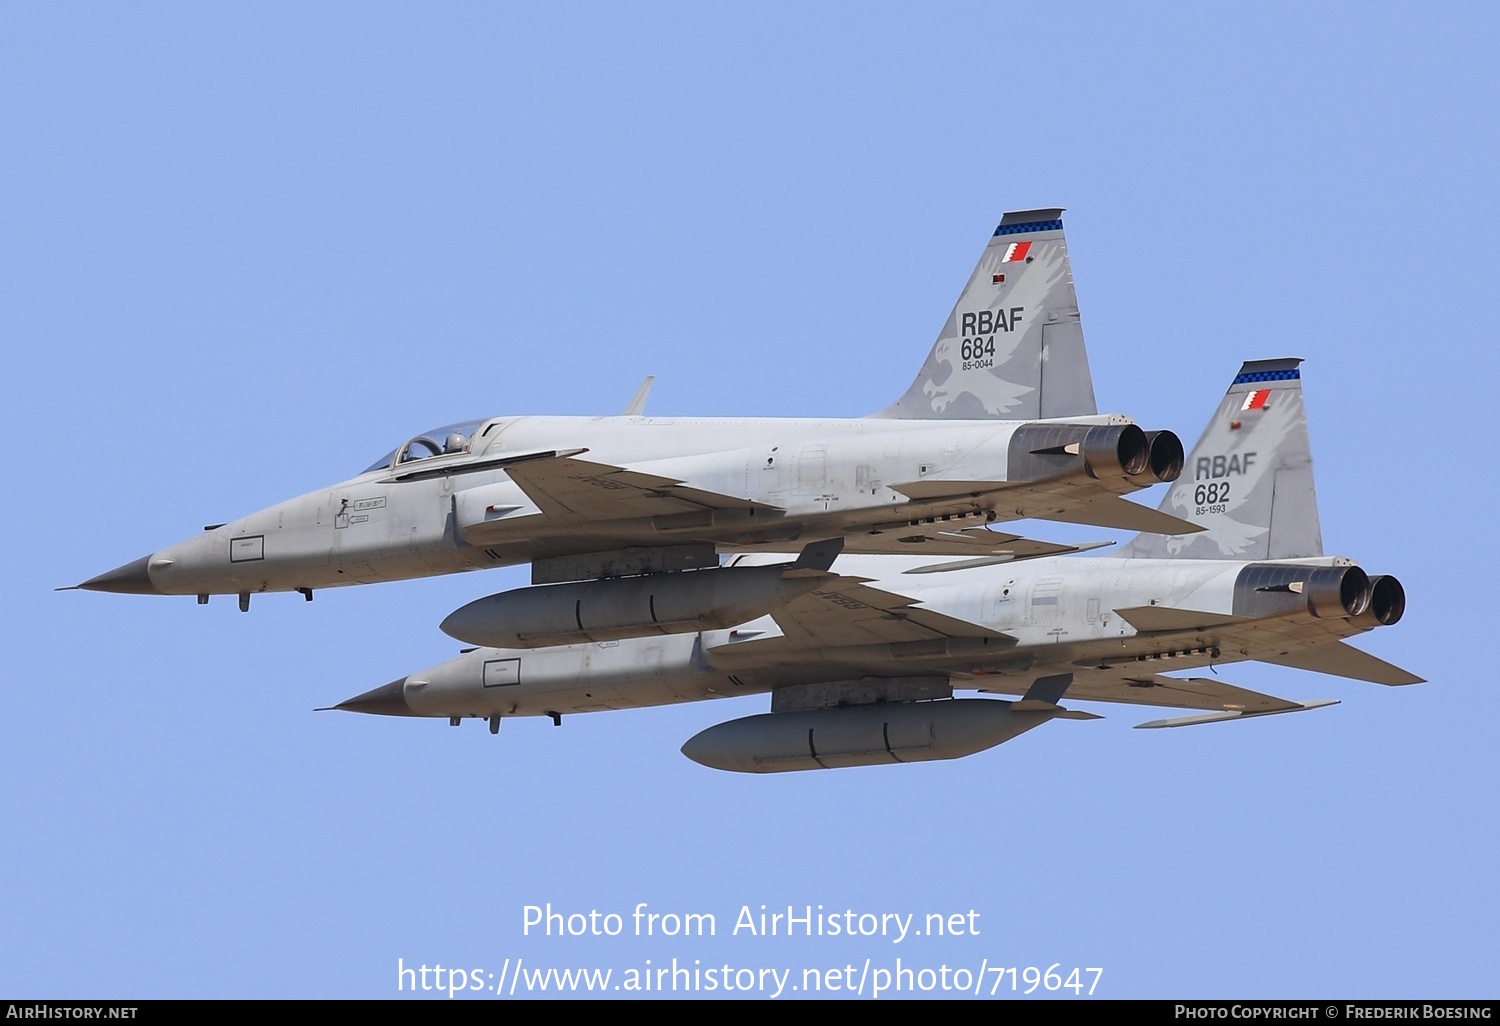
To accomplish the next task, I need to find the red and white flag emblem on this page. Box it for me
[1000,241,1031,263]
[1240,389,1271,411]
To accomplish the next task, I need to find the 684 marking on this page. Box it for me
[961,337,995,369]
[958,308,1022,371]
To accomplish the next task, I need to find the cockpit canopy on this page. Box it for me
[362,419,487,474]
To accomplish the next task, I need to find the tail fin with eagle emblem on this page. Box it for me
[876,208,1097,421]
[1121,358,1321,560]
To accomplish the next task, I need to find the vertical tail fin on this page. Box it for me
[1121,358,1322,560]
[876,208,1097,421]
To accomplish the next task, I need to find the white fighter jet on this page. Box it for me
[69,209,1195,611]
[330,359,1421,772]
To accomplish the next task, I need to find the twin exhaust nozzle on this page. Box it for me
[1015,423,1185,495]
[1238,564,1406,626]
[1303,567,1407,626]
[1080,425,1185,489]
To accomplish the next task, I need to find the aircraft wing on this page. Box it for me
[975,668,1337,728]
[1024,671,1313,714]
[1114,605,1425,685]
[892,479,1201,536]
[709,574,1009,658]
[1258,641,1423,686]
[500,454,778,524]
[839,524,1106,561]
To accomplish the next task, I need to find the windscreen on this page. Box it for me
[361,419,487,474]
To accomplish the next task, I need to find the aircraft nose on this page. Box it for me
[327,677,420,717]
[76,555,161,595]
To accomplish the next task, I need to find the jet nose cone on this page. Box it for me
[77,555,161,595]
[327,677,419,717]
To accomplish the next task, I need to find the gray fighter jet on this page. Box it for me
[331,359,1421,772]
[69,210,1195,611]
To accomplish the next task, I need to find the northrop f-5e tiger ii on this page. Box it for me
[69,210,1196,610]
[331,359,1421,773]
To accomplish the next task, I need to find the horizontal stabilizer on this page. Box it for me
[1037,498,1204,536]
[1260,641,1425,686]
[1135,699,1339,729]
[1115,605,1246,633]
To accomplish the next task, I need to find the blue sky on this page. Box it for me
[3,2,1496,999]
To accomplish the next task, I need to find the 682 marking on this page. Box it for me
[1193,479,1231,514]
[1194,480,1230,505]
